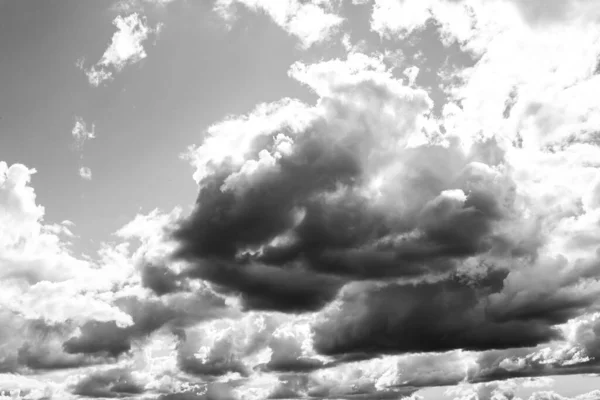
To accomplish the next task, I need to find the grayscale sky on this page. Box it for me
[2,1,600,399]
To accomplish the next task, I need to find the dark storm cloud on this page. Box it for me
[63,320,132,358]
[171,109,519,313]
[311,273,563,357]
[71,368,144,398]
[158,393,210,400]
[174,121,362,261]
[486,254,600,326]
[0,313,103,373]
[168,114,373,312]
[163,62,583,383]
[141,263,185,296]
[16,342,95,371]
[165,79,444,312]
[184,259,344,313]
[260,356,326,374]
[64,292,228,357]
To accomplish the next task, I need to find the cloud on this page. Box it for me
[71,117,95,149]
[445,379,534,400]
[311,277,562,358]
[80,13,159,86]
[79,167,92,180]
[0,163,142,378]
[214,0,344,48]
[71,117,95,180]
[10,0,600,397]
[528,390,600,400]
[115,208,190,295]
[63,290,231,358]
[170,52,532,317]
[71,367,145,398]
[163,6,600,390]
[0,161,235,395]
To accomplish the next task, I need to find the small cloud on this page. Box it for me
[112,0,178,13]
[79,167,92,180]
[72,117,95,149]
[84,66,114,87]
[80,13,160,87]
[71,117,95,180]
[75,56,86,70]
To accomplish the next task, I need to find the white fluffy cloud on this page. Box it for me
[80,13,159,87]
[214,0,344,48]
[0,162,229,398]
[0,162,133,321]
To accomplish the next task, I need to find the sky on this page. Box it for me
[3,0,600,399]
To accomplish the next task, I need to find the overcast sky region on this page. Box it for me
[4,0,600,399]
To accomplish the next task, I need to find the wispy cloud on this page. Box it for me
[71,116,95,149]
[71,117,95,180]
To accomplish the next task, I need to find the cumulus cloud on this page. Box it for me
[0,162,234,398]
[154,1,600,392]
[172,53,536,320]
[79,13,159,86]
[214,0,344,48]
[0,162,137,381]
[10,0,600,398]
[311,277,562,358]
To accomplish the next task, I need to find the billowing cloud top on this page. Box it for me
[6,0,600,399]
